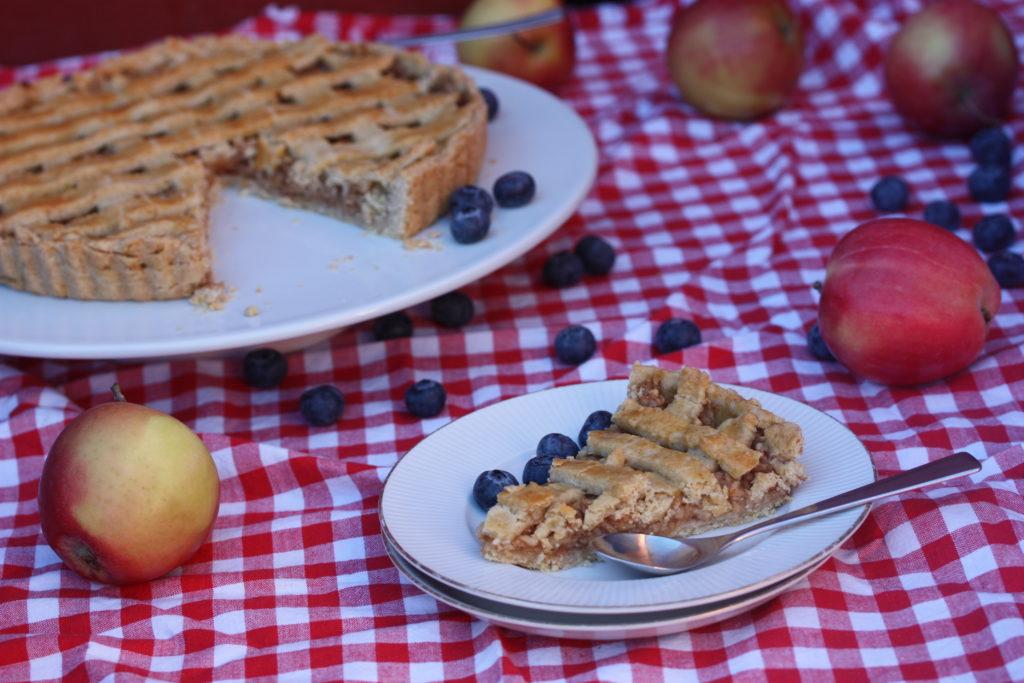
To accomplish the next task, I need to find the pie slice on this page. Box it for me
[0,34,487,300]
[478,364,807,571]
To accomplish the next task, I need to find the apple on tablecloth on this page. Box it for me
[457,0,576,91]
[666,0,804,120]
[38,387,220,585]
[818,218,1001,387]
[885,0,1019,138]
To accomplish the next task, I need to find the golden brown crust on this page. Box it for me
[477,364,808,572]
[0,35,487,301]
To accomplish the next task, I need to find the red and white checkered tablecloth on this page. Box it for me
[2,0,1023,679]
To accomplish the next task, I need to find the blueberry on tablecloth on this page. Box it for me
[243,348,288,388]
[554,325,596,365]
[968,165,1012,203]
[972,214,1016,253]
[807,324,836,361]
[300,385,344,426]
[923,200,960,231]
[373,311,413,340]
[654,318,702,354]
[405,379,447,417]
[970,127,1012,167]
[430,291,475,328]
[574,235,616,275]
[870,176,910,212]
[988,251,1024,288]
[543,251,585,288]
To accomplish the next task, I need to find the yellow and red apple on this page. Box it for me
[818,218,1001,386]
[457,0,576,91]
[885,0,1019,138]
[38,391,220,585]
[666,0,804,120]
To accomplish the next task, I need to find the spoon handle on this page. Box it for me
[726,451,982,547]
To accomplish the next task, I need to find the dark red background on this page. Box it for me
[0,1,474,65]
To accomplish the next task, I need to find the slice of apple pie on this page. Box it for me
[478,364,807,571]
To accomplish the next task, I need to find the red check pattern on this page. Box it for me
[2,0,1024,679]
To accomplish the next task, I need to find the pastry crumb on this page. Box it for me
[244,305,260,317]
[189,282,235,311]
[403,236,441,251]
[328,255,354,270]
[255,286,262,293]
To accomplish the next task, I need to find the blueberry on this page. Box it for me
[473,469,518,510]
[988,251,1024,288]
[430,291,474,328]
[242,348,287,389]
[923,200,961,231]
[372,311,413,340]
[299,385,344,426]
[479,87,499,121]
[968,165,1012,203]
[554,325,596,365]
[522,455,555,485]
[449,184,493,215]
[870,176,910,212]
[542,251,584,288]
[404,379,447,417]
[537,433,578,459]
[806,324,835,361]
[493,171,535,208]
[578,410,612,447]
[970,127,1012,167]
[653,318,702,354]
[574,235,616,276]
[450,203,490,244]
[972,214,1016,253]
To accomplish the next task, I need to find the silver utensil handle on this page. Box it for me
[730,452,982,546]
[381,8,566,47]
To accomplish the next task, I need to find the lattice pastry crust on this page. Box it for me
[478,364,807,571]
[0,35,487,300]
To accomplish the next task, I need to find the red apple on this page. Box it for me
[457,0,576,91]
[666,0,804,120]
[818,218,1001,386]
[38,387,220,584]
[884,0,1019,138]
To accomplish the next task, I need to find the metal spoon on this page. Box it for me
[593,451,982,576]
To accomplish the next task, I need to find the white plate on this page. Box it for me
[380,379,875,614]
[0,67,597,360]
[384,533,830,640]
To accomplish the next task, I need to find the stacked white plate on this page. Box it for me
[380,380,876,639]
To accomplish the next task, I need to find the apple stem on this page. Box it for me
[812,281,823,292]
[110,383,126,402]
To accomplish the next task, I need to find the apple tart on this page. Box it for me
[478,364,807,571]
[0,34,487,300]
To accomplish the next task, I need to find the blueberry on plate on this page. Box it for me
[404,379,447,418]
[243,348,288,389]
[372,311,413,340]
[988,251,1024,288]
[473,469,518,510]
[300,385,344,426]
[479,87,499,121]
[493,171,536,208]
[870,176,910,212]
[536,433,579,459]
[578,410,612,447]
[923,200,960,231]
[806,324,835,361]
[554,325,597,365]
[430,291,474,328]
[522,455,556,485]
[968,165,1012,203]
[450,203,491,244]
[574,235,616,275]
[970,127,1012,167]
[542,251,584,288]
[972,214,1016,253]
[653,318,702,354]
[449,184,494,215]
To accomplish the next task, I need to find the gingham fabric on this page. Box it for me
[2,0,1023,679]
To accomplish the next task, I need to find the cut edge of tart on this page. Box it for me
[0,34,487,301]
[478,364,807,571]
